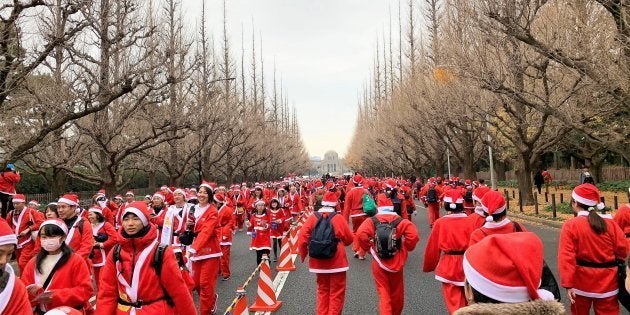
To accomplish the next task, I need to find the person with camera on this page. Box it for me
[7,193,44,273]
[86,206,117,292]
[0,163,20,219]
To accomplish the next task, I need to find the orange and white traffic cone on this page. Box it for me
[289,227,299,254]
[276,236,296,271]
[233,287,249,315]
[250,254,282,312]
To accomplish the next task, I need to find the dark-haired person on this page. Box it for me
[96,201,196,315]
[247,200,272,266]
[8,193,44,273]
[455,233,564,315]
[188,183,221,315]
[86,206,117,292]
[466,186,491,231]
[214,192,235,281]
[558,184,628,314]
[45,203,59,219]
[56,194,93,266]
[468,190,528,246]
[21,219,94,314]
[423,190,473,314]
[0,163,20,219]
[0,218,31,315]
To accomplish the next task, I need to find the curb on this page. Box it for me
[509,212,564,229]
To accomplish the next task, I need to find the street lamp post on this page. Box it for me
[486,114,496,190]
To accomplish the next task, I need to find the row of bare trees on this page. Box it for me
[0,0,309,194]
[347,0,629,205]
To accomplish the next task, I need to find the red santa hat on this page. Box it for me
[121,201,151,226]
[352,174,363,184]
[40,219,68,235]
[321,191,338,207]
[125,190,134,197]
[444,189,464,209]
[480,190,507,222]
[160,185,172,193]
[0,219,17,246]
[254,200,266,207]
[58,194,79,206]
[463,232,554,302]
[173,188,186,196]
[186,192,197,201]
[88,206,103,215]
[472,186,491,203]
[314,180,323,188]
[12,194,25,203]
[428,177,436,184]
[44,306,84,315]
[572,183,605,210]
[385,179,397,189]
[377,194,394,212]
[199,180,215,192]
[114,194,123,201]
[28,200,40,208]
[144,194,152,201]
[214,192,226,204]
[152,192,165,201]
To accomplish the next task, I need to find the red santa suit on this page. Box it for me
[8,197,44,272]
[462,183,475,215]
[63,216,94,265]
[466,186,491,231]
[216,196,235,279]
[423,212,472,314]
[469,218,528,246]
[613,203,630,247]
[287,191,303,216]
[298,192,354,315]
[558,184,628,315]
[248,212,272,251]
[96,202,196,315]
[419,181,443,227]
[232,192,247,231]
[189,201,222,315]
[0,219,31,315]
[90,218,118,291]
[157,202,193,253]
[355,196,419,315]
[269,207,288,239]
[343,180,368,259]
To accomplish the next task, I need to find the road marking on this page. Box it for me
[256,253,298,315]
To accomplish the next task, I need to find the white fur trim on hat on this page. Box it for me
[0,234,17,246]
[255,200,266,206]
[173,188,186,196]
[88,207,103,215]
[597,202,606,210]
[377,205,394,212]
[40,219,68,235]
[199,183,214,192]
[12,197,25,203]
[152,193,165,200]
[122,207,148,226]
[572,191,597,207]
[322,201,337,206]
[57,197,78,206]
[463,255,530,303]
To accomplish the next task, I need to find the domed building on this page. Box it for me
[310,150,350,176]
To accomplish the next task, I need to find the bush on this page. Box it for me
[543,202,574,215]
[596,181,630,193]
[497,180,518,188]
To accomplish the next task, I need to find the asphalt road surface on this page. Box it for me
[214,202,579,315]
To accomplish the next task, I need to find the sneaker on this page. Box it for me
[353,252,359,258]
[358,256,366,260]
[222,276,230,281]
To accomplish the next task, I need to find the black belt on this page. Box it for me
[118,297,166,308]
[576,259,617,268]
[625,233,630,238]
[445,250,466,255]
[172,232,179,236]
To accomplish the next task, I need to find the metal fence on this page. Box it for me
[474,166,630,182]
[26,187,155,208]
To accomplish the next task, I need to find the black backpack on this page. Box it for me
[426,186,438,203]
[308,212,338,259]
[372,216,403,259]
[391,197,402,216]
[463,188,473,202]
[112,243,174,306]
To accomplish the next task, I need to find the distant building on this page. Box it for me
[310,150,350,177]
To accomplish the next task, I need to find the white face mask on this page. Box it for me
[98,200,107,208]
[41,237,62,252]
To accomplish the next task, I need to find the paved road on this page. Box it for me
[214,202,575,314]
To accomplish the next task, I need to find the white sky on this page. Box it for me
[181,0,398,158]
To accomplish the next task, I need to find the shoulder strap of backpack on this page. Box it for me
[112,244,121,263]
[153,243,174,306]
[371,216,380,227]
[76,218,84,234]
[513,221,523,232]
[314,212,322,219]
[391,217,404,228]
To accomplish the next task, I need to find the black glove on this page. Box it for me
[94,232,109,243]
[178,230,195,245]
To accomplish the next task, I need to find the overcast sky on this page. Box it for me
[181,0,398,158]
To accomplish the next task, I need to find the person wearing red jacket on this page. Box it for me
[87,206,118,292]
[419,178,443,228]
[232,188,247,231]
[288,183,304,217]
[466,186,491,231]
[298,191,354,315]
[248,187,266,217]
[96,201,195,315]
[269,198,288,262]
[0,163,20,219]
[355,194,419,315]
[7,194,44,273]
[56,194,94,267]
[0,218,32,315]
[188,183,222,315]
[247,200,272,265]
[423,197,473,314]
[558,184,628,315]
[215,192,235,281]
[22,219,94,314]
[613,203,630,247]
[468,190,528,246]
[343,174,368,260]
[92,193,115,227]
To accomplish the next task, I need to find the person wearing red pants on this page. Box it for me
[188,183,222,315]
[298,191,354,315]
[7,194,44,273]
[355,194,419,315]
[419,178,443,228]
[343,174,368,259]
[423,199,472,314]
[215,192,235,281]
[232,188,247,231]
[558,184,627,315]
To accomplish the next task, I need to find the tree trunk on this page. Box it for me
[461,145,475,179]
[495,160,507,181]
[589,157,604,184]
[515,157,534,206]
[51,168,67,196]
[148,171,156,191]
